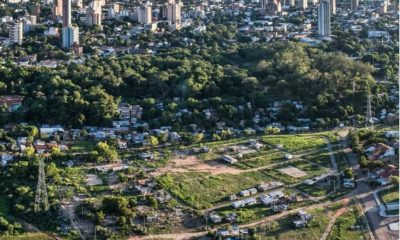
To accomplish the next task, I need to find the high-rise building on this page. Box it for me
[159,3,169,19]
[9,21,23,45]
[29,15,37,25]
[330,0,336,15]
[379,1,388,14]
[270,0,282,14]
[62,26,79,48]
[138,2,152,24]
[167,0,182,25]
[62,0,71,27]
[53,0,63,19]
[350,0,358,11]
[61,0,79,49]
[86,7,102,26]
[86,1,103,26]
[75,0,83,9]
[287,0,295,6]
[32,4,41,17]
[260,0,282,15]
[21,16,37,33]
[299,0,308,10]
[318,0,331,36]
[260,0,267,13]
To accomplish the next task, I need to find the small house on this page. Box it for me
[221,155,238,164]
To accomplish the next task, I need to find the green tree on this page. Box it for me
[148,136,159,147]
[95,141,118,162]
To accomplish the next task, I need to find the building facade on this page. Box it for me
[138,2,152,24]
[9,21,23,45]
[62,26,79,48]
[318,0,331,36]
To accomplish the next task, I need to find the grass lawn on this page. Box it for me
[236,149,286,169]
[216,204,275,224]
[157,171,271,209]
[261,135,326,154]
[69,140,96,152]
[327,207,368,240]
[379,187,399,204]
[306,150,331,167]
[0,232,54,240]
[296,178,336,197]
[257,206,331,240]
[264,160,329,184]
[215,200,312,224]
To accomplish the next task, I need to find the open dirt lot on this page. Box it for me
[152,156,246,176]
[278,166,308,178]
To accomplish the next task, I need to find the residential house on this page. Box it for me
[0,95,24,112]
[0,154,13,166]
[293,210,313,228]
[221,154,238,164]
[40,125,64,137]
[33,140,46,154]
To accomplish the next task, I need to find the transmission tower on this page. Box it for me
[366,94,374,129]
[34,158,49,213]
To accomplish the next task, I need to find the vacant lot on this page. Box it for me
[157,171,271,209]
[327,207,368,240]
[69,140,96,152]
[264,160,329,184]
[279,166,308,178]
[153,156,245,176]
[379,187,399,204]
[258,207,331,240]
[261,135,326,154]
[0,233,54,240]
[306,151,331,167]
[296,178,336,197]
[236,148,286,169]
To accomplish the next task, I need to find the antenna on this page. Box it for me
[34,158,49,212]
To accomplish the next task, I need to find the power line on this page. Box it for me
[34,157,49,213]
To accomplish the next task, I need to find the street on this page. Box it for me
[344,139,399,240]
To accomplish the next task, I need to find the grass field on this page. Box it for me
[296,179,336,197]
[215,200,312,224]
[264,160,329,184]
[379,187,399,204]
[257,206,331,240]
[261,135,326,154]
[236,149,286,169]
[0,233,54,240]
[327,207,368,240]
[157,171,271,209]
[306,151,331,167]
[69,140,96,152]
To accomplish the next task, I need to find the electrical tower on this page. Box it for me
[366,94,374,129]
[34,158,49,213]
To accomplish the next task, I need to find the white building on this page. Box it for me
[9,21,23,45]
[62,26,79,48]
[318,0,331,36]
[138,2,152,24]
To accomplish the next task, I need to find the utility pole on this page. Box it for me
[34,157,49,213]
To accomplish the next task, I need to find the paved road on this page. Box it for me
[343,138,399,240]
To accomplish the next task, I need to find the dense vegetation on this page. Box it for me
[1,25,392,128]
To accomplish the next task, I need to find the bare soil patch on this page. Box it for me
[278,166,308,178]
[152,156,245,176]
